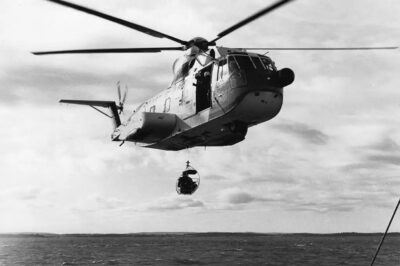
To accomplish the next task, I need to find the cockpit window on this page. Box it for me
[217,55,276,82]
[234,55,254,70]
[227,54,276,72]
[251,56,264,70]
[260,56,276,71]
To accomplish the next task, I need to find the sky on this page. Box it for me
[0,0,399,234]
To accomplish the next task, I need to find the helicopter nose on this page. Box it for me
[276,68,295,87]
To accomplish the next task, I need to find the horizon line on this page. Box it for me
[1,231,399,236]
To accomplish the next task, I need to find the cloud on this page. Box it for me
[135,195,205,212]
[367,137,400,153]
[0,62,168,105]
[272,122,329,145]
[0,187,41,201]
[366,154,400,166]
[217,188,276,206]
[286,201,355,213]
[93,196,127,210]
[284,190,397,213]
[69,195,131,214]
[215,173,399,213]
[244,175,298,185]
[341,162,382,171]
[70,194,206,216]
[342,137,400,171]
[203,174,228,181]
[279,175,400,213]
[220,189,255,205]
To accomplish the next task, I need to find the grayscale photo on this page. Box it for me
[0,0,399,265]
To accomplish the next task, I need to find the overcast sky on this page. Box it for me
[0,0,399,234]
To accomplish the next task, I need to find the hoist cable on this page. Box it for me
[370,197,400,266]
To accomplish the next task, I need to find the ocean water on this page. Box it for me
[0,233,399,265]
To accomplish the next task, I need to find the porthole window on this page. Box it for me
[164,98,171,112]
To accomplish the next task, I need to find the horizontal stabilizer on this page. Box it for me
[60,99,121,127]
[60,99,115,107]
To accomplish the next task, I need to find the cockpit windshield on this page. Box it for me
[227,54,276,72]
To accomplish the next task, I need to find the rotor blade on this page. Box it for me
[122,86,128,105]
[117,82,122,103]
[210,0,295,44]
[241,46,399,51]
[32,47,184,55]
[44,0,187,45]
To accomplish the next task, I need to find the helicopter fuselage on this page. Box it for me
[34,0,396,152]
[114,47,294,151]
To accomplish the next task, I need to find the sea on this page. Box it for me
[0,233,399,265]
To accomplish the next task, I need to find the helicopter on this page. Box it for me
[33,0,397,194]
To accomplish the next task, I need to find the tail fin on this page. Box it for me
[60,100,121,128]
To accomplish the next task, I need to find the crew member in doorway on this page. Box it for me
[195,70,212,112]
[203,71,212,107]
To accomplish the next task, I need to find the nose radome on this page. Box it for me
[277,68,295,87]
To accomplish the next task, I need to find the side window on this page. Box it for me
[164,98,171,112]
[149,105,155,112]
[222,61,229,79]
[228,56,240,73]
[217,59,228,81]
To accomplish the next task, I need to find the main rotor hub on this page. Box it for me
[186,37,211,51]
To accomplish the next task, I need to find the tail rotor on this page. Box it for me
[117,81,128,114]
